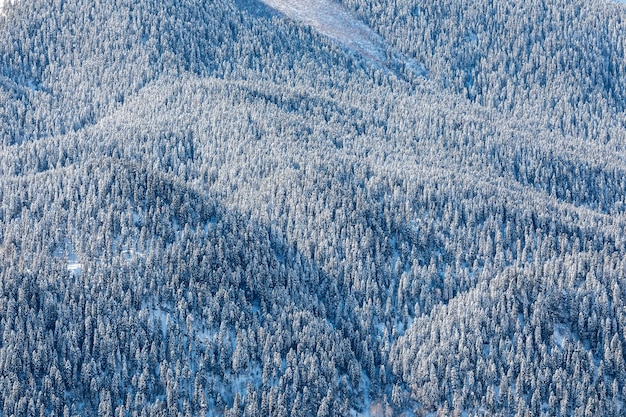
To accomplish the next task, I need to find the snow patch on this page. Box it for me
[553,323,576,349]
[260,0,387,64]
[67,250,83,275]
[55,239,84,275]
[67,262,83,274]
[0,0,17,16]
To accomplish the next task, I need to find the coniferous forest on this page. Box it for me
[1,0,626,415]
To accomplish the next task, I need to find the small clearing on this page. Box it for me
[259,0,387,64]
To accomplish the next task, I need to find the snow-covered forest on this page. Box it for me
[1,0,626,415]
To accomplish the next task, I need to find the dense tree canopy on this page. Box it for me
[1,0,626,415]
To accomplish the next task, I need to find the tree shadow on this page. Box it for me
[233,0,277,19]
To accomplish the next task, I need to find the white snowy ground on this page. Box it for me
[0,0,15,16]
[259,0,387,64]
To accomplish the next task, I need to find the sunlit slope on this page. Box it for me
[260,0,386,62]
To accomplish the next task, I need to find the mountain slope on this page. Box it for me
[259,0,387,63]
[1,0,626,416]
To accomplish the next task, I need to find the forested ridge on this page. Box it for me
[1,0,626,415]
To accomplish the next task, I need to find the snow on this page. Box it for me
[260,0,387,64]
[257,0,427,77]
[67,262,83,274]
[553,323,576,349]
[67,250,83,275]
[54,239,84,275]
[0,0,16,15]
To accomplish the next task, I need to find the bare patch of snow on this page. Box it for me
[0,0,17,16]
[553,323,576,349]
[67,250,83,274]
[260,0,388,64]
[365,400,393,417]
[67,262,83,274]
[55,239,84,275]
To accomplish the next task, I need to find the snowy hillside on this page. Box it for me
[260,0,387,63]
[1,0,626,416]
